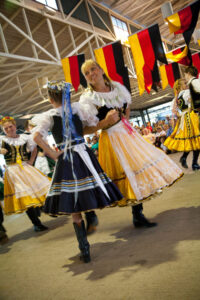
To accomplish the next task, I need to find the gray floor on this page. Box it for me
[0,152,200,300]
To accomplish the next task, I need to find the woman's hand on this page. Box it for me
[105,109,120,126]
[51,150,63,161]
[0,148,8,155]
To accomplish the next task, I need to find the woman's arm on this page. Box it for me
[33,132,62,160]
[83,109,120,135]
[27,147,38,165]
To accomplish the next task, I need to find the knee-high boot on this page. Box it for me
[131,204,157,228]
[73,220,91,263]
[192,150,200,170]
[85,211,98,234]
[179,152,189,168]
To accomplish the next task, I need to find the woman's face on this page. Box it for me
[3,121,17,137]
[83,64,104,86]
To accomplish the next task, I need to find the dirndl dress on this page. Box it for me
[31,106,122,215]
[0,135,51,214]
[79,81,183,206]
[164,90,200,152]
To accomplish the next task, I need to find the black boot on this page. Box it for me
[132,204,157,228]
[73,220,91,263]
[85,211,98,235]
[192,150,200,171]
[0,224,8,244]
[179,153,189,169]
[26,207,48,232]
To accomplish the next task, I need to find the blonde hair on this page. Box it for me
[0,116,16,128]
[173,79,185,96]
[81,59,112,90]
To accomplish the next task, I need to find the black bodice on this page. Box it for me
[1,140,29,164]
[97,103,127,121]
[189,79,200,109]
[51,114,83,145]
[177,94,188,111]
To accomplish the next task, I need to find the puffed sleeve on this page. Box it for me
[114,81,132,105]
[31,110,53,139]
[76,95,99,127]
[21,134,36,152]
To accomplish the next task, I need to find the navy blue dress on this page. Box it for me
[37,110,122,214]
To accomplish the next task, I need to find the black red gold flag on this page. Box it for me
[128,24,167,94]
[166,0,200,45]
[166,46,191,66]
[94,41,131,92]
[192,52,200,74]
[61,54,87,91]
[159,63,181,89]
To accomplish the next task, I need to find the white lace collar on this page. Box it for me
[80,81,131,108]
[0,134,29,146]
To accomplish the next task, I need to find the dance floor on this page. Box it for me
[0,152,200,300]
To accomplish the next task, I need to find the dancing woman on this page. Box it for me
[164,79,200,170]
[80,59,183,227]
[0,117,50,232]
[32,81,122,263]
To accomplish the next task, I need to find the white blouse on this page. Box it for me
[31,103,99,138]
[79,81,132,115]
[0,134,35,152]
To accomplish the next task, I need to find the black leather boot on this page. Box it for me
[85,211,98,234]
[73,220,91,263]
[192,150,200,171]
[0,224,8,244]
[132,204,157,228]
[26,207,48,232]
[179,155,189,169]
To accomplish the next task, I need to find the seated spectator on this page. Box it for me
[91,135,99,157]
[142,128,156,144]
[85,136,92,148]
[155,126,166,138]
[160,136,168,153]
[146,121,152,132]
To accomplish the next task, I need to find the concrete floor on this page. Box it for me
[0,152,200,300]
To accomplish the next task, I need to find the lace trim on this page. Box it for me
[80,81,131,109]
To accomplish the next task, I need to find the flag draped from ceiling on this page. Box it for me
[165,0,200,45]
[192,52,200,74]
[166,46,191,66]
[128,24,167,95]
[61,54,87,91]
[94,41,131,92]
[159,63,181,89]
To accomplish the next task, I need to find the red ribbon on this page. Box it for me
[121,117,135,135]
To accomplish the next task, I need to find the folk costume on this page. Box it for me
[32,81,122,263]
[164,90,200,151]
[79,81,183,209]
[0,134,50,215]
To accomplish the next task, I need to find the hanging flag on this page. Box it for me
[165,0,200,45]
[166,46,191,65]
[128,24,167,95]
[192,52,200,75]
[159,63,181,89]
[94,41,131,92]
[61,54,87,91]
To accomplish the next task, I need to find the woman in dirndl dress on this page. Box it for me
[80,59,183,228]
[32,81,122,263]
[164,79,200,170]
[0,116,50,232]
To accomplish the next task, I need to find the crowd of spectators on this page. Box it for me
[85,116,175,156]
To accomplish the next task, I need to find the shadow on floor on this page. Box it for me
[0,214,69,254]
[63,206,200,280]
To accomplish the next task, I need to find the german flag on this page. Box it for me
[159,63,181,89]
[94,41,131,92]
[192,52,200,74]
[61,54,87,91]
[128,24,167,95]
[166,46,191,66]
[166,0,200,45]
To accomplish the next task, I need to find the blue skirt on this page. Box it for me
[44,146,122,214]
